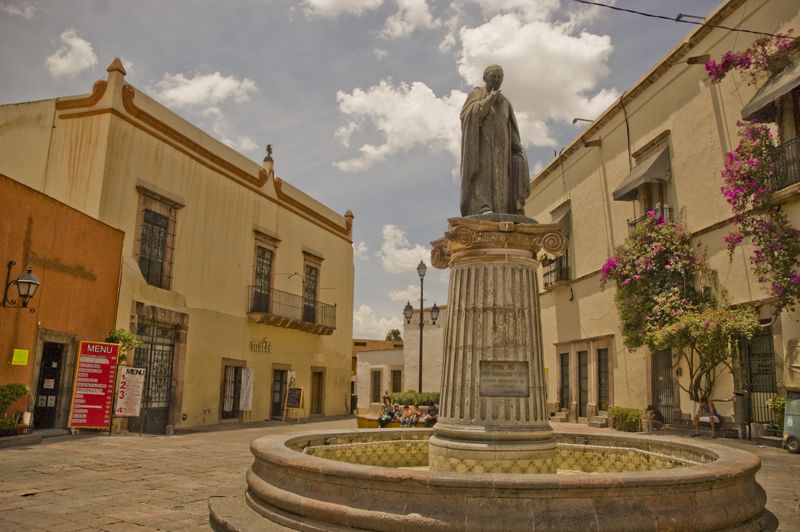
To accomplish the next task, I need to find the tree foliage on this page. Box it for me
[600,213,760,401]
[385,328,402,342]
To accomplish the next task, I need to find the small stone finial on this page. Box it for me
[106,57,127,76]
[264,144,273,162]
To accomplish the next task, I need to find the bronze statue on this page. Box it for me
[460,65,530,217]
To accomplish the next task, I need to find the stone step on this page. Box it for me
[550,412,568,422]
[588,416,608,428]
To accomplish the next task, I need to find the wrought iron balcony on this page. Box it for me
[772,136,800,191]
[543,254,570,289]
[248,286,336,335]
[628,205,673,233]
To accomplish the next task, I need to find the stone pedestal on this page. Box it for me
[428,216,567,474]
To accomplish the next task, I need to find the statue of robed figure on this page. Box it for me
[460,64,530,217]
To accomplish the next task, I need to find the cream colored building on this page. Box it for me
[0,60,355,433]
[354,343,405,411]
[526,0,800,431]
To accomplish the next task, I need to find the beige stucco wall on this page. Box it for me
[355,348,405,409]
[0,65,355,428]
[527,0,800,422]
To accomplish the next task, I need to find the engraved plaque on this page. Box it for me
[480,361,529,397]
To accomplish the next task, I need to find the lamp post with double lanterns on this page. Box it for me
[403,260,440,393]
[2,261,41,312]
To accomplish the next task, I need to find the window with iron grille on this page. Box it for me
[391,370,402,393]
[559,353,569,410]
[543,251,570,288]
[139,210,170,287]
[597,348,610,411]
[303,263,319,323]
[371,370,382,403]
[135,188,180,290]
[252,246,273,312]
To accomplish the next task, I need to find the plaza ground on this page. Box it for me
[0,418,798,531]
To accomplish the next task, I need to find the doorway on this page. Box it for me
[34,342,65,429]
[271,369,288,418]
[311,370,324,415]
[222,366,243,420]
[578,350,588,418]
[652,349,678,424]
[128,319,176,435]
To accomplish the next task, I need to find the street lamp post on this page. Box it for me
[403,260,439,393]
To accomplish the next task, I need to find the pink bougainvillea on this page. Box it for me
[720,123,800,314]
[706,31,799,84]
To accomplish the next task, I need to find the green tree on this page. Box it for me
[106,328,141,363]
[385,328,402,342]
[600,214,760,402]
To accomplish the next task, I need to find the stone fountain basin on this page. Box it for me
[216,429,768,531]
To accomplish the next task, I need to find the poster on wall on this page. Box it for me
[114,366,146,417]
[68,341,120,429]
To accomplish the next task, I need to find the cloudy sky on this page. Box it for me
[0,0,723,338]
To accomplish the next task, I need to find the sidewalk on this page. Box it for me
[1,417,797,531]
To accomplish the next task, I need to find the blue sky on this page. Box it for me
[0,0,725,337]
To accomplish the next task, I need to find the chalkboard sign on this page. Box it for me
[286,387,303,409]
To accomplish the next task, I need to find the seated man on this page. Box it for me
[400,405,413,427]
[643,405,664,433]
[422,403,439,427]
[378,400,394,428]
[692,398,720,438]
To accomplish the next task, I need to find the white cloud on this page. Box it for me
[354,241,369,260]
[301,0,383,17]
[373,47,389,59]
[335,2,617,171]
[389,283,420,302]
[46,29,97,80]
[353,304,403,339]
[0,3,36,18]
[153,72,257,109]
[334,80,464,172]
[381,0,440,39]
[457,13,618,127]
[467,0,559,22]
[376,224,430,274]
[334,122,359,147]
[199,106,259,154]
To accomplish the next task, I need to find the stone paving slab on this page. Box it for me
[1,418,798,531]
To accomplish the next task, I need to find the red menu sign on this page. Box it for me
[68,341,120,429]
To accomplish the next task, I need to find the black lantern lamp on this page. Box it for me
[3,261,41,311]
[402,260,442,393]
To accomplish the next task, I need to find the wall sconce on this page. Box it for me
[685,54,711,65]
[572,118,594,124]
[584,138,602,148]
[2,261,40,312]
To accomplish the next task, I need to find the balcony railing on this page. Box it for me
[543,254,570,288]
[248,286,336,335]
[628,205,673,233]
[772,136,800,191]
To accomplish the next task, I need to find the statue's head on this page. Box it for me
[483,64,504,91]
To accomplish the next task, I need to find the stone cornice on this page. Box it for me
[431,217,568,269]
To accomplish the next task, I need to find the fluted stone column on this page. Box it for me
[428,216,567,474]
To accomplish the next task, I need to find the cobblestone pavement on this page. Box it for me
[1,419,798,531]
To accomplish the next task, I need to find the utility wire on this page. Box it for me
[570,0,799,40]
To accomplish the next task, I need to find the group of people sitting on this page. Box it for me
[378,394,438,428]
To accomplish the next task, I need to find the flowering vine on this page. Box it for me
[705,31,799,84]
[721,123,800,314]
[601,213,760,401]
